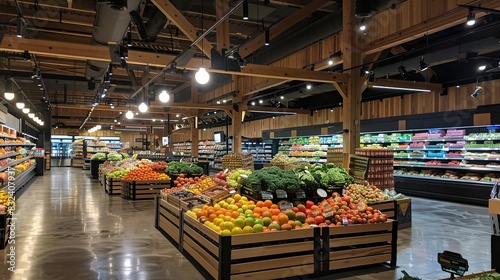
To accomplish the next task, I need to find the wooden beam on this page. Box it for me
[150,0,213,59]
[149,102,232,111]
[215,0,230,53]
[246,106,310,115]
[0,36,347,83]
[368,79,442,93]
[333,82,348,99]
[364,0,500,55]
[239,0,330,58]
[242,79,288,97]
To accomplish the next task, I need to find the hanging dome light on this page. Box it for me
[4,92,14,101]
[3,79,14,100]
[33,117,39,122]
[28,113,35,118]
[138,102,148,113]
[96,125,102,129]
[22,107,30,114]
[40,121,44,126]
[195,67,210,84]
[159,90,170,103]
[16,102,25,109]
[125,110,134,119]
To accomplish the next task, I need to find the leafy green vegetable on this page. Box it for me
[243,166,301,192]
[91,153,107,160]
[398,270,423,280]
[165,161,204,175]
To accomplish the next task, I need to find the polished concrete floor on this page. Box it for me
[0,168,493,280]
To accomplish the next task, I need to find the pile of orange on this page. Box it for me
[123,166,163,181]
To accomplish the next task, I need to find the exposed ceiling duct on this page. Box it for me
[144,7,168,42]
[84,0,143,82]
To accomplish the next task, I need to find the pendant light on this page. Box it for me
[138,102,148,113]
[22,107,30,114]
[195,0,210,85]
[28,113,35,119]
[4,79,14,100]
[125,110,134,119]
[159,89,170,103]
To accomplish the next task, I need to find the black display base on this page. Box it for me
[90,159,107,179]
[394,176,491,206]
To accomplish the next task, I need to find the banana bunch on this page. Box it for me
[0,190,15,212]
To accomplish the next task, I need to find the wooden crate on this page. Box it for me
[182,213,321,280]
[155,197,182,248]
[368,198,412,229]
[121,180,171,200]
[439,270,497,279]
[105,177,122,195]
[320,220,398,274]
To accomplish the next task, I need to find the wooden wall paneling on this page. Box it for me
[473,113,491,126]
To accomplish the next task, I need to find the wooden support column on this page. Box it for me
[190,117,199,156]
[232,76,243,153]
[215,0,230,53]
[341,0,363,166]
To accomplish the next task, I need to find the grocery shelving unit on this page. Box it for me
[275,135,343,164]
[241,138,272,169]
[197,140,214,164]
[172,142,192,157]
[213,139,232,170]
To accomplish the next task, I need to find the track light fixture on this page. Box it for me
[306,84,312,90]
[360,66,370,76]
[265,29,270,46]
[16,17,28,38]
[368,71,375,82]
[242,0,249,20]
[3,78,15,100]
[127,26,133,47]
[471,86,482,98]
[478,62,487,71]
[466,9,475,26]
[419,57,429,71]
[398,65,410,80]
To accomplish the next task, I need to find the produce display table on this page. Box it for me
[154,197,398,280]
[368,198,412,229]
[105,177,122,195]
[121,180,171,200]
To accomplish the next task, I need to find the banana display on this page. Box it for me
[0,190,15,214]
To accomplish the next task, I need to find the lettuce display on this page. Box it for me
[295,163,353,191]
[107,152,123,161]
[243,166,302,192]
[91,153,107,160]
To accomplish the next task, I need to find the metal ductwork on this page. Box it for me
[84,0,143,82]
[144,7,168,42]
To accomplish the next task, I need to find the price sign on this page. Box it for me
[275,189,288,199]
[295,189,306,199]
[278,200,294,211]
[437,251,469,276]
[261,191,274,200]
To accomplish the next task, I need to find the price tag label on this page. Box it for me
[437,251,469,276]
[261,191,273,200]
[278,200,294,211]
[275,189,288,199]
[240,174,248,179]
[224,168,229,173]
[295,189,306,199]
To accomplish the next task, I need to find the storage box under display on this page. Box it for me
[222,153,254,170]
[105,177,122,195]
[121,180,171,200]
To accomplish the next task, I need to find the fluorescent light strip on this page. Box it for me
[371,85,431,92]
[247,110,297,115]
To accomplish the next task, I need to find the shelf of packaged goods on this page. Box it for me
[0,143,35,147]
[0,157,34,172]
[288,155,327,158]
[87,145,107,148]
[392,147,464,151]
[463,157,500,161]
[463,147,500,151]
[394,156,465,160]
[394,174,497,185]
[0,135,17,140]
[464,138,500,141]
[0,153,20,160]
[394,164,500,172]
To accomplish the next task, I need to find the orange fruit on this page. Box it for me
[231,211,240,219]
[262,211,272,218]
[253,213,261,219]
[263,200,273,208]
[261,206,269,212]
[270,208,281,216]
[253,207,262,215]
[197,210,208,218]
[208,214,217,222]
[270,204,279,209]
[256,201,264,208]
[277,213,289,226]
[271,215,278,221]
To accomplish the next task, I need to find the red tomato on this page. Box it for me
[314,215,324,224]
[297,204,306,213]
[292,207,299,213]
[305,200,314,209]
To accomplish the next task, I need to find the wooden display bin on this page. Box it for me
[368,198,412,229]
[320,220,398,274]
[490,199,500,234]
[182,212,321,280]
[105,177,122,195]
[155,197,182,248]
[438,270,497,279]
[121,180,171,200]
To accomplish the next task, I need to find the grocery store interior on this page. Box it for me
[0,0,500,279]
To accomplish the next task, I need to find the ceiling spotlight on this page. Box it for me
[195,67,210,84]
[478,64,487,71]
[217,100,221,104]
[159,90,170,103]
[135,112,139,115]
[471,86,482,98]
[138,102,148,113]
[16,102,25,109]
[125,110,134,119]
[22,108,30,114]
[280,95,284,100]
[419,57,429,71]
[398,65,410,80]
[306,84,312,90]
[456,85,461,88]
[259,99,263,104]
[114,119,117,123]
[251,101,256,106]
[118,122,121,125]
[101,93,106,98]
[265,29,270,46]
[152,119,156,122]
[222,99,227,103]
[110,104,115,109]
[368,71,375,82]
[360,66,369,76]
[359,18,366,31]
[242,0,249,20]
[176,114,180,117]
[466,9,475,26]
[328,59,333,65]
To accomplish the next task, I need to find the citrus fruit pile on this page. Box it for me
[123,166,170,181]
[187,193,388,236]
[173,174,206,188]
[186,177,218,195]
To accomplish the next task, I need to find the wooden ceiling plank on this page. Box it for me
[239,0,330,58]
[236,64,348,83]
[150,0,213,59]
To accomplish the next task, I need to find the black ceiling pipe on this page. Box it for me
[144,7,168,42]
